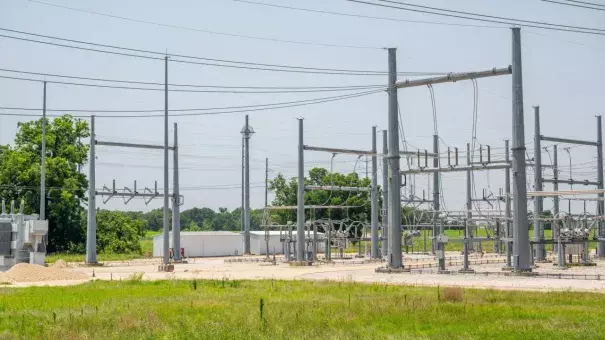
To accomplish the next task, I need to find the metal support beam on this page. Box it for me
[396,66,511,89]
[553,145,559,250]
[511,27,531,272]
[534,106,545,261]
[381,130,389,259]
[297,118,305,262]
[401,163,510,175]
[540,136,598,147]
[304,145,373,156]
[86,115,97,264]
[504,145,512,266]
[543,178,599,186]
[388,48,403,269]
[371,126,379,258]
[172,123,181,261]
[466,143,473,251]
[162,56,170,266]
[597,115,605,256]
[244,115,252,254]
[305,185,371,192]
[40,81,46,222]
[95,141,174,150]
[432,135,440,255]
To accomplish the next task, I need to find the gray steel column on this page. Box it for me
[466,142,472,243]
[162,56,170,265]
[241,136,244,235]
[172,123,181,261]
[244,115,251,254]
[533,106,545,261]
[511,27,531,271]
[505,140,512,267]
[597,115,605,256]
[381,130,389,258]
[462,219,470,271]
[553,145,559,250]
[387,48,403,269]
[371,126,379,258]
[40,81,47,222]
[297,118,305,261]
[86,115,97,264]
[432,134,439,255]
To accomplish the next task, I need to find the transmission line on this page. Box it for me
[0,28,448,76]
[540,0,605,11]
[348,0,605,36]
[24,0,381,50]
[0,68,385,90]
[0,74,386,94]
[0,89,383,118]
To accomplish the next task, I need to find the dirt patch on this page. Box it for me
[0,263,88,283]
[51,259,68,269]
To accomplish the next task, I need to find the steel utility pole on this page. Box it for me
[371,126,379,258]
[597,115,605,257]
[86,115,97,264]
[40,81,47,221]
[552,145,559,251]
[381,130,389,258]
[511,27,531,272]
[172,123,181,261]
[241,115,254,254]
[297,118,305,262]
[533,106,545,261]
[162,56,170,266]
[465,143,472,259]
[432,134,440,255]
[241,135,245,235]
[387,48,403,269]
[265,158,269,207]
[505,140,512,268]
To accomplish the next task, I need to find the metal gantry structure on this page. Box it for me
[86,116,182,265]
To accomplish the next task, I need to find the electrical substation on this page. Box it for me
[3,24,605,291]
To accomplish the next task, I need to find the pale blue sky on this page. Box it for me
[0,0,604,215]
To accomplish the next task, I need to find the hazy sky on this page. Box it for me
[0,0,604,215]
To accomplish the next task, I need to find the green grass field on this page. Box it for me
[0,279,603,339]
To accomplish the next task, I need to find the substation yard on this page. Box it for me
[8,252,605,292]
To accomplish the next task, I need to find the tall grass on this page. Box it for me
[0,280,602,339]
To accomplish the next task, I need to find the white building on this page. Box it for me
[152,231,242,258]
[152,230,327,258]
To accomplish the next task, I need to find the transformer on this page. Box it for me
[0,200,48,271]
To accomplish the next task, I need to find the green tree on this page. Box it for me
[0,115,89,252]
[184,220,202,231]
[268,167,372,226]
[96,210,145,254]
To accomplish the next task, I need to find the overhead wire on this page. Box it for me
[0,68,387,91]
[540,0,605,11]
[0,73,387,94]
[0,89,384,118]
[347,0,605,36]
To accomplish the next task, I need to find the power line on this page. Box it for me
[540,0,605,10]
[24,0,381,50]
[228,0,506,29]
[562,0,605,8]
[0,28,448,76]
[374,0,605,32]
[0,73,387,94]
[0,68,386,90]
[0,89,383,118]
[348,0,605,36]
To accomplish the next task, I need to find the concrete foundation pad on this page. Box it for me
[375,266,411,274]
[501,266,514,271]
[288,261,314,267]
[158,264,174,272]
